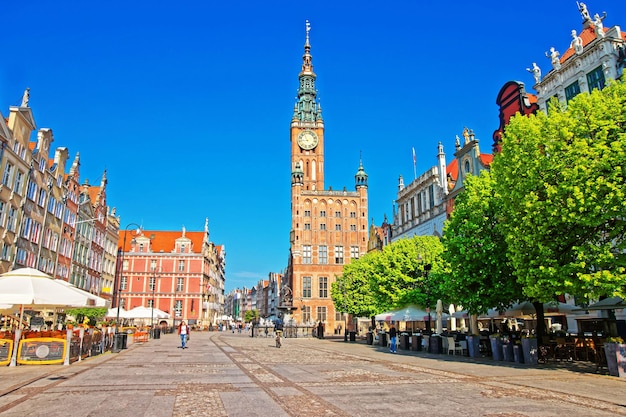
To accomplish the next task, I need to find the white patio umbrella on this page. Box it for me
[0,268,99,308]
[106,307,126,318]
[54,280,110,307]
[0,267,106,366]
[124,306,171,319]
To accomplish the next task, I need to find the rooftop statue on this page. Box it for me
[21,87,30,107]
[594,13,607,38]
[577,2,591,22]
[571,30,584,55]
[527,62,541,83]
[545,47,561,70]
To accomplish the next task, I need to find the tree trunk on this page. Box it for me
[533,301,546,340]
[470,314,479,335]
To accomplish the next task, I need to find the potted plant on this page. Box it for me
[521,334,538,365]
[604,337,625,377]
[489,334,503,361]
[466,334,481,358]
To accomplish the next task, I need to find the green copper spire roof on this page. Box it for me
[355,156,368,189]
[292,20,323,123]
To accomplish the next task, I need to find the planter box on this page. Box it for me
[490,337,503,361]
[604,343,626,377]
[502,343,514,362]
[467,335,481,358]
[522,338,538,365]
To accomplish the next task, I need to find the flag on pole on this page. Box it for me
[412,147,417,180]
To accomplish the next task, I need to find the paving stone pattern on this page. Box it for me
[0,331,625,416]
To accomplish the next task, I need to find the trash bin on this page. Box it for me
[513,345,524,363]
[503,343,514,362]
[429,334,442,354]
[366,332,373,345]
[349,331,356,342]
[112,333,128,353]
[152,328,161,339]
[400,334,410,350]
[379,332,387,348]
[411,334,422,351]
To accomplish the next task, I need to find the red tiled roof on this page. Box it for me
[561,26,607,62]
[119,230,206,254]
[447,159,458,182]
[87,186,100,205]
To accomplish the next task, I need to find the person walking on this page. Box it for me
[178,321,190,349]
[389,323,397,353]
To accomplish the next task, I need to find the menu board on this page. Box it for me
[17,337,66,365]
[0,339,13,365]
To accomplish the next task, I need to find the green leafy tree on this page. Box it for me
[369,235,445,312]
[492,81,626,303]
[244,309,259,323]
[66,307,108,326]
[441,171,523,317]
[331,251,380,319]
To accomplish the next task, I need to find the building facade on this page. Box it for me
[392,129,492,241]
[286,23,369,335]
[115,221,225,327]
[532,4,625,112]
[0,90,120,297]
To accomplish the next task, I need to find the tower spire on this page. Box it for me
[293,20,323,123]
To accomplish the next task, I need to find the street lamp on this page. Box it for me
[417,254,432,334]
[150,268,160,334]
[113,223,141,352]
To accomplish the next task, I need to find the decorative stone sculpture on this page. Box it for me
[578,2,591,22]
[21,88,30,107]
[594,13,606,38]
[527,63,541,83]
[571,30,584,55]
[546,47,561,70]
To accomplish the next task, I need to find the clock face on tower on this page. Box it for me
[297,130,319,150]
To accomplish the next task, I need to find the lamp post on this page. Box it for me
[113,223,141,352]
[417,254,432,334]
[150,269,157,332]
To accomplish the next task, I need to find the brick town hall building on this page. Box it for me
[285,22,369,336]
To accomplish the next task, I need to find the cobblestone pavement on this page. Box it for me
[1,331,625,416]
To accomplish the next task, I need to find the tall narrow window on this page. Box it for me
[151,260,157,271]
[586,66,606,91]
[177,277,184,292]
[121,276,128,290]
[319,277,328,298]
[565,81,581,102]
[302,245,312,264]
[319,245,328,264]
[174,300,183,318]
[316,306,327,322]
[13,171,24,194]
[178,260,185,271]
[149,276,156,291]
[302,305,311,323]
[302,276,312,298]
[2,163,13,186]
[334,246,344,264]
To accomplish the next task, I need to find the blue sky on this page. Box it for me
[2,1,625,291]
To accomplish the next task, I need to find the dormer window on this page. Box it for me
[180,243,186,253]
